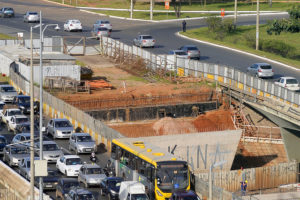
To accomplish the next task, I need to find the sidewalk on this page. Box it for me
[242,191,300,200]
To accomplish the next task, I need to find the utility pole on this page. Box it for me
[30,25,35,200]
[256,0,260,50]
[150,0,153,21]
[234,0,237,24]
[130,0,133,19]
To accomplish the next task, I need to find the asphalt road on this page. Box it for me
[0,113,111,200]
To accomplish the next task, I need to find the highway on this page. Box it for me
[0,0,300,81]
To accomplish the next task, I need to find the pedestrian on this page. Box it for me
[244,180,248,195]
[240,181,245,196]
[182,20,187,32]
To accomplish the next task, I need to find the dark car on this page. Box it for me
[100,177,123,200]
[170,190,201,200]
[56,178,80,200]
[0,135,8,155]
[12,95,30,114]
[179,45,200,60]
[0,7,15,18]
[14,122,40,135]
[35,169,60,190]
[65,186,95,200]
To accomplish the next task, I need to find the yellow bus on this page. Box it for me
[111,138,191,200]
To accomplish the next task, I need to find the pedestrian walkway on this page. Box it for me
[242,191,300,200]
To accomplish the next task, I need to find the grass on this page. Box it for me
[118,76,149,83]
[182,24,300,68]
[0,33,16,40]
[49,0,297,20]
[75,60,86,67]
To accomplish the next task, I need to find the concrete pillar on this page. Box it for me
[115,160,120,177]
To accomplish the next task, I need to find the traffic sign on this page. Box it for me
[165,0,170,10]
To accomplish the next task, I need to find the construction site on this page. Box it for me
[45,54,287,172]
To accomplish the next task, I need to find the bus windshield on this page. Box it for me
[156,162,189,191]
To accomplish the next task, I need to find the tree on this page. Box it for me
[172,0,182,18]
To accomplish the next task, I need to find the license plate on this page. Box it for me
[45,185,52,188]
[85,149,92,152]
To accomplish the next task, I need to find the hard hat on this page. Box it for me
[245,180,248,183]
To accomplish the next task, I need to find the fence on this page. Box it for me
[240,125,282,144]
[93,36,300,112]
[196,161,298,193]
[0,188,19,200]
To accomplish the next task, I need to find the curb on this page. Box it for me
[176,32,299,71]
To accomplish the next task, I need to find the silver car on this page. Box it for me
[179,45,201,60]
[35,141,64,163]
[3,145,29,167]
[247,63,274,78]
[168,50,189,59]
[0,85,18,103]
[133,35,155,48]
[93,20,112,31]
[91,27,111,39]
[23,11,39,23]
[17,157,39,180]
[47,118,74,139]
[69,133,97,154]
[78,163,107,188]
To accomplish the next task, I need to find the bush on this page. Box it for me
[261,40,296,58]
[223,18,236,33]
[206,16,222,32]
[288,5,300,20]
[243,33,256,48]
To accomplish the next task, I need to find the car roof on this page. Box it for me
[72,133,90,136]
[0,84,12,87]
[83,163,101,168]
[22,156,39,161]
[0,101,5,105]
[42,140,57,145]
[13,115,28,118]
[51,118,70,122]
[59,177,79,183]
[281,76,297,80]
[72,188,93,195]
[64,155,80,159]
[15,95,30,98]
[171,50,185,52]
[15,133,31,137]
[254,63,271,66]
[107,177,123,181]
[6,108,20,111]
[6,144,27,149]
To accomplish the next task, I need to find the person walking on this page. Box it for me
[244,180,248,195]
[182,20,187,32]
[240,181,245,196]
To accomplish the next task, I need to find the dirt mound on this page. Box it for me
[153,117,197,135]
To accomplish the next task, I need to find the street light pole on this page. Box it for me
[30,25,35,200]
[256,0,260,50]
[234,0,237,24]
[39,10,43,200]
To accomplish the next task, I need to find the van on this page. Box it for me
[119,181,149,200]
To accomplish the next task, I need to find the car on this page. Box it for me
[1,108,22,124]
[91,27,111,39]
[35,169,60,190]
[0,7,15,18]
[56,178,80,200]
[47,118,74,139]
[179,45,201,60]
[78,163,107,188]
[12,95,31,114]
[17,156,39,180]
[0,135,8,155]
[133,35,155,48]
[274,77,300,91]
[64,19,82,32]
[168,50,190,59]
[247,63,274,78]
[35,141,64,163]
[0,85,18,103]
[100,177,123,200]
[23,11,39,23]
[12,133,31,146]
[56,155,83,177]
[65,186,95,200]
[14,122,40,135]
[7,115,29,132]
[0,101,5,120]
[3,144,29,167]
[170,190,201,200]
[69,133,97,154]
[93,20,112,32]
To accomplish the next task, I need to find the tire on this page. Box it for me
[65,170,68,176]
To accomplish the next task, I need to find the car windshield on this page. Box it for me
[156,162,189,191]
[66,158,82,165]
[11,147,27,154]
[108,180,121,189]
[77,136,93,142]
[5,8,13,11]
[16,117,29,124]
[48,170,59,176]
[187,47,198,50]
[260,65,272,69]
[44,143,59,151]
[98,28,108,31]
[26,160,30,168]
[142,36,152,39]
[71,20,80,24]
[131,194,148,200]
[175,51,187,55]
[86,167,101,174]
[78,194,94,200]
[8,110,22,116]
[63,182,80,190]
[55,121,72,128]
[286,79,299,84]
[2,86,16,92]
[0,137,6,144]
[29,12,38,15]
[19,97,30,104]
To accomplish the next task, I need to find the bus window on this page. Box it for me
[111,144,117,159]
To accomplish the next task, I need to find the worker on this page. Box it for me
[182,20,187,32]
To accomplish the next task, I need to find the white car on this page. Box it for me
[274,77,300,91]
[93,20,112,32]
[23,11,39,23]
[64,19,82,32]
[1,108,22,124]
[0,101,5,115]
[56,155,83,177]
[46,118,74,139]
[7,115,29,132]
[133,35,155,48]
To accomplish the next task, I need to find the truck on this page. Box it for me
[119,181,149,200]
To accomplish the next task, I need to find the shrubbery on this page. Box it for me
[206,17,236,40]
[261,40,296,58]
